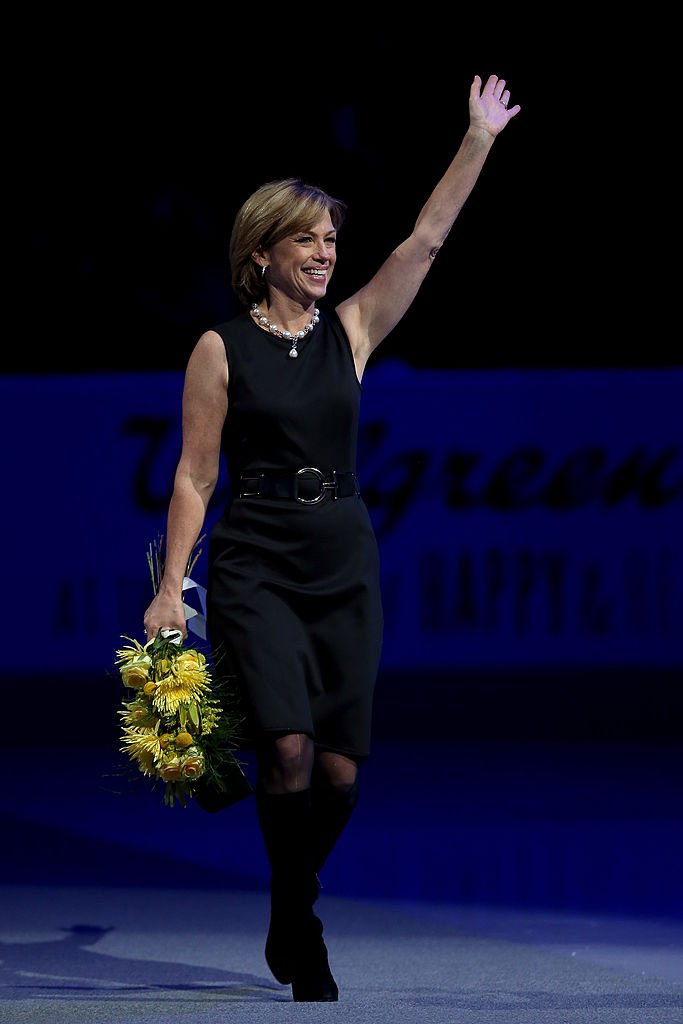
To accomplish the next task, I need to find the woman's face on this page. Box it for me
[264,212,337,304]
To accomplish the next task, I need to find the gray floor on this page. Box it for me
[2,738,682,1022]
[1,885,682,1023]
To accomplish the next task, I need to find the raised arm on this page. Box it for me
[336,74,520,378]
[143,330,228,639]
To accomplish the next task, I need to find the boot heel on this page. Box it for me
[291,935,339,1002]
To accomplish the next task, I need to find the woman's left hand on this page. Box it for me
[469,73,521,137]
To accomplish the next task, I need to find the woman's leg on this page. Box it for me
[255,732,338,1001]
[311,750,360,874]
[256,730,315,794]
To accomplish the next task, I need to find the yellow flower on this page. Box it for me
[120,661,151,689]
[176,649,206,671]
[115,637,146,659]
[159,757,182,782]
[175,730,194,748]
[181,753,205,779]
[115,639,150,666]
[143,681,158,696]
[153,673,210,715]
[120,730,164,773]
[118,703,158,730]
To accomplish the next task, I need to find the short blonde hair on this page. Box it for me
[229,178,347,306]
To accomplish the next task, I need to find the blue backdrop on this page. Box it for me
[3,364,680,677]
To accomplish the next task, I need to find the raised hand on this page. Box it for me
[469,74,521,137]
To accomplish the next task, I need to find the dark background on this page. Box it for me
[4,12,681,925]
[11,13,673,373]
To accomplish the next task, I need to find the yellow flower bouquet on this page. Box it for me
[115,537,253,809]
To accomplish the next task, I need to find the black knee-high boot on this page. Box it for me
[255,788,339,1002]
[311,777,359,873]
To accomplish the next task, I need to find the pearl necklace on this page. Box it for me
[250,303,320,358]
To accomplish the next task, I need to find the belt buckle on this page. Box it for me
[295,467,337,503]
[239,473,264,498]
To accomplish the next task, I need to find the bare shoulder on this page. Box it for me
[185,329,228,385]
[189,329,227,366]
[178,331,229,425]
[181,330,229,449]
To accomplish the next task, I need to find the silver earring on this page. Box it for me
[261,265,267,278]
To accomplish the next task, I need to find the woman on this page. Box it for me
[144,73,520,1001]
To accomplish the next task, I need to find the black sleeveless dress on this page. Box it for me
[206,308,384,759]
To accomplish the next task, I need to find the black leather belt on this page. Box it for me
[239,467,360,504]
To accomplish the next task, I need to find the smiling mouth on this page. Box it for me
[303,268,327,278]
